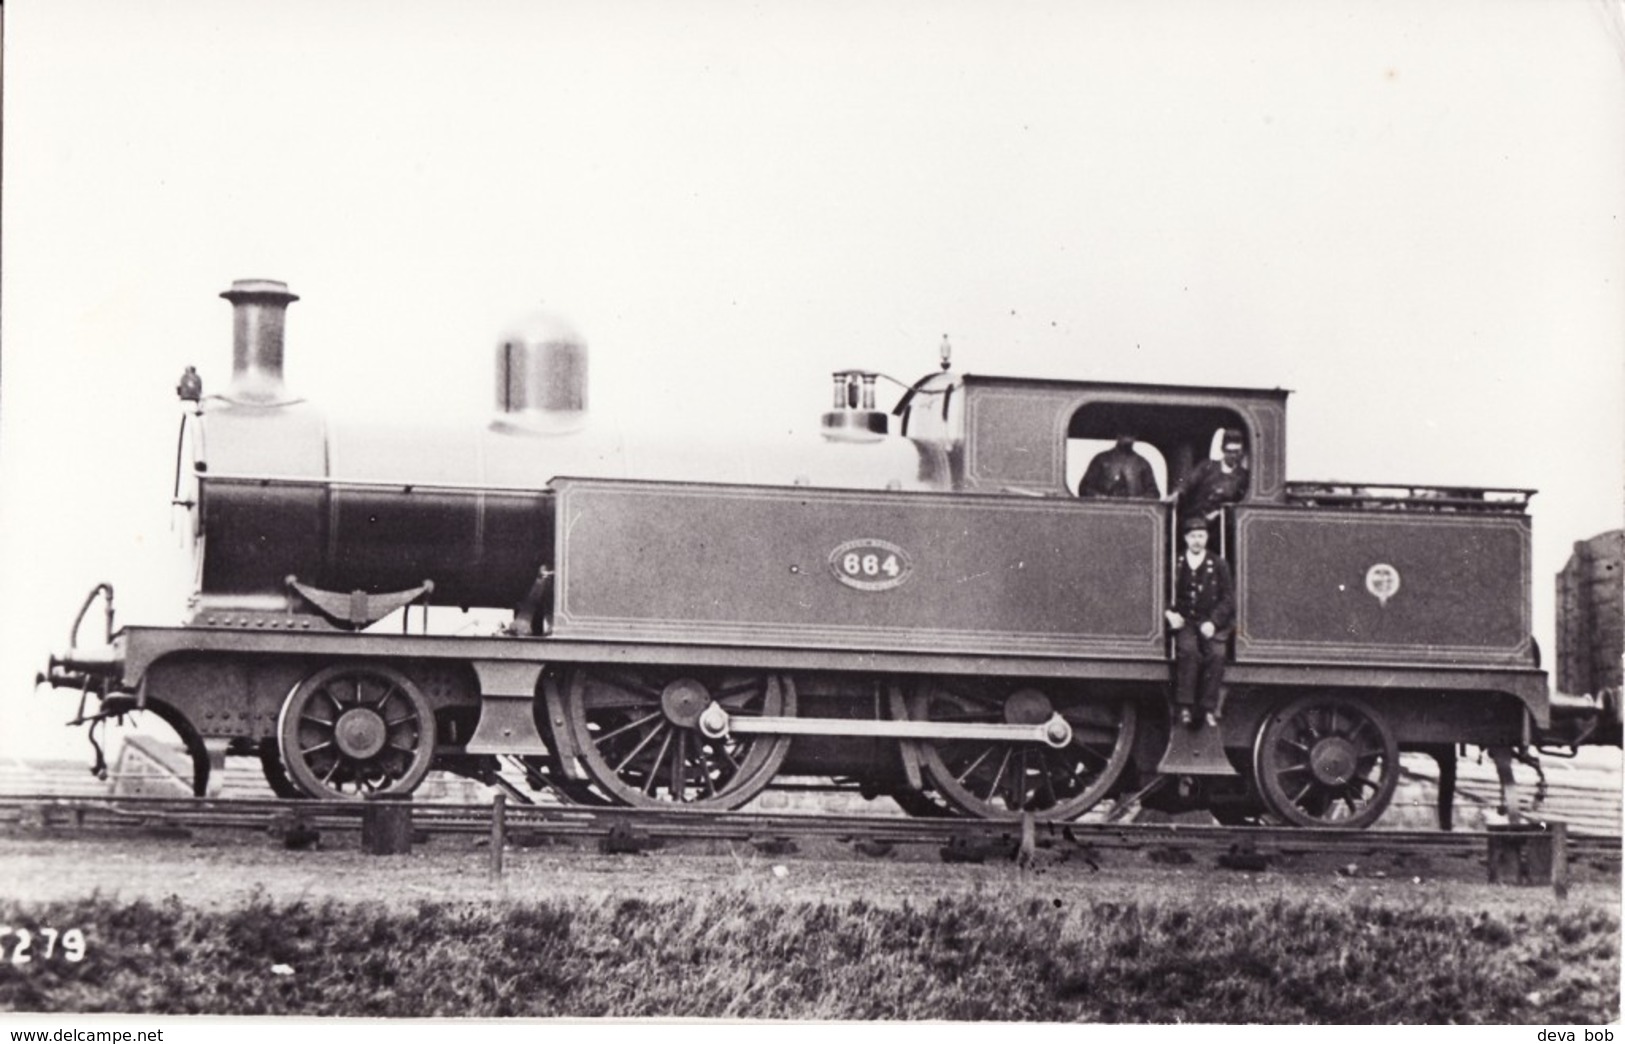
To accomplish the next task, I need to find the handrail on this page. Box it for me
[1285,481,1532,513]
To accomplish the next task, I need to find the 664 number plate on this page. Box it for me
[829,539,913,591]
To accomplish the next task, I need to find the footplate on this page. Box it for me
[1156,719,1238,776]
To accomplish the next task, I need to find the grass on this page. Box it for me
[0,887,1617,1022]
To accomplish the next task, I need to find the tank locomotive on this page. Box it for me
[38,280,1618,827]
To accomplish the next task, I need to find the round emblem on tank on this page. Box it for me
[829,539,913,591]
[1365,563,1401,607]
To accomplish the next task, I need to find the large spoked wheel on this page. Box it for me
[908,678,1137,821]
[1253,693,1399,829]
[277,663,437,799]
[564,667,794,810]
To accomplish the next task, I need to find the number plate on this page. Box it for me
[829,539,913,591]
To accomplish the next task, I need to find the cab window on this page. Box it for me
[1065,402,1250,501]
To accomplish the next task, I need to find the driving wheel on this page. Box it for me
[908,678,1136,821]
[563,667,794,809]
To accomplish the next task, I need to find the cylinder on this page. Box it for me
[220,279,300,404]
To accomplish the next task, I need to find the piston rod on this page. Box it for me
[697,705,1073,748]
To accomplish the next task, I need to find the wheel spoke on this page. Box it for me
[1011,747,1032,809]
[717,692,764,712]
[698,746,720,797]
[612,721,667,774]
[952,745,996,786]
[671,731,688,800]
[984,748,1012,804]
[642,730,674,797]
[1071,740,1107,766]
[595,711,664,746]
[1037,751,1059,807]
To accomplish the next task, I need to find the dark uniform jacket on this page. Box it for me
[1173,459,1249,519]
[1078,446,1160,499]
[1171,552,1235,636]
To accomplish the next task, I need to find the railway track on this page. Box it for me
[1,794,1618,870]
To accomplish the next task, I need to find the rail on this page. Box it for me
[0,795,1618,868]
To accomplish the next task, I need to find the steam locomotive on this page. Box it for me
[38,280,1618,827]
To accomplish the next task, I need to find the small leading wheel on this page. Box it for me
[277,662,437,799]
[908,678,1137,821]
[563,667,794,809]
[1252,693,1399,829]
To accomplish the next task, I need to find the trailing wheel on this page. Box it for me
[276,662,437,799]
[563,667,794,809]
[907,678,1137,821]
[1252,693,1399,829]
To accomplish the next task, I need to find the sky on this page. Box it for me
[1,0,1623,759]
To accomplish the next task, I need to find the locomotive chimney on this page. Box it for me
[220,278,299,404]
[492,309,588,434]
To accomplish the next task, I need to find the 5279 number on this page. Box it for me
[0,926,86,964]
[829,539,913,592]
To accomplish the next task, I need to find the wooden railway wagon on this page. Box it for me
[41,280,1569,828]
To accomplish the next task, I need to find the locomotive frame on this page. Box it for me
[42,280,1565,829]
